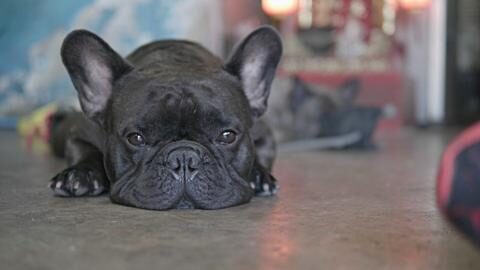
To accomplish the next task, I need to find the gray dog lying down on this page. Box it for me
[265,76,384,151]
[49,26,282,210]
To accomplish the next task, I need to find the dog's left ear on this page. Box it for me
[224,26,283,118]
[61,29,133,123]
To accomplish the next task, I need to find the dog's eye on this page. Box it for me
[127,133,145,146]
[217,130,237,145]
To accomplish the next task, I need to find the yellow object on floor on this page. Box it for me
[17,103,58,153]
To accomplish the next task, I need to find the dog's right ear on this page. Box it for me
[224,26,282,118]
[289,76,314,112]
[61,30,132,123]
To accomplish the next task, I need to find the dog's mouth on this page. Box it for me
[109,140,253,210]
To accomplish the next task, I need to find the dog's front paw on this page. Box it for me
[49,166,108,197]
[250,166,278,197]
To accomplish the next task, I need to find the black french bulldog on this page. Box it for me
[48,26,282,210]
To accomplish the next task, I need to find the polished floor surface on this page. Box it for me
[1,129,479,270]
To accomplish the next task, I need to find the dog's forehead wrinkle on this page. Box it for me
[110,68,253,137]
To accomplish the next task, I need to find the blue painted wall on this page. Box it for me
[0,0,223,123]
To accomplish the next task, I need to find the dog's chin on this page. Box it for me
[109,165,253,210]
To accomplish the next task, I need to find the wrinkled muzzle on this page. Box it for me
[110,140,253,210]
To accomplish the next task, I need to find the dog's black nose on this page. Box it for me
[166,147,201,181]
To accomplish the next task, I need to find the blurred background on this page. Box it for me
[0,0,478,144]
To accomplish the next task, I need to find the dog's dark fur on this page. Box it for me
[49,26,282,210]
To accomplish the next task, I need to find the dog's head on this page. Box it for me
[61,26,282,209]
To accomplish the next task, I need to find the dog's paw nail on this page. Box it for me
[93,180,100,190]
[255,182,278,197]
[91,180,104,196]
[66,171,76,181]
[55,181,63,189]
[72,181,88,196]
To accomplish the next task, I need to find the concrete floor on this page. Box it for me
[0,129,479,270]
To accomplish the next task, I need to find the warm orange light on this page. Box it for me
[262,0,298,17]
[398,0,431,10]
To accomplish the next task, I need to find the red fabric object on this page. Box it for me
[437,123,480,246]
